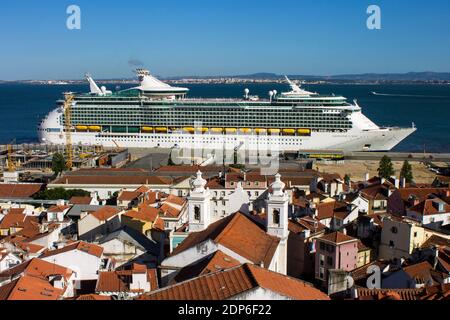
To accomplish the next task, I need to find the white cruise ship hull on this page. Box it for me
[38,109,416,152]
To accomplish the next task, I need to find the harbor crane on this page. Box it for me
[63,93,75,170]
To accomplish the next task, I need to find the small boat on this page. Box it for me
[210,127,223,133]
[283,128,295,135]
[75,125,88,131]
[142,126,153,132]
[225,128,237,133]
[88,125,101,131]
[268,128,281,134]
[155,127,167,132]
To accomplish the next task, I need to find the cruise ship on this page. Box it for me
[38,69,416,152]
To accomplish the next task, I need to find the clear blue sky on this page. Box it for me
[1,0,450,80]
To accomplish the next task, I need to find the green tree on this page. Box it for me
[33,187,90,200]
[52,153,66,176]
[377,155,394,179]
[400,160,414,183]
[344,174,351,185]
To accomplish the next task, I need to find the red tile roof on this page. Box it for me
[172,250,241,284]
[319,231,358,245]
[158,203,182,219]
[409,199,450,216]
[123,206,159,223]
[96,267,158,293]
[76,294,111,300]
[48,205,70,213]
[138,263,329,300]
[39,241,103,259]
[355,288,424,300]
[118,191,142,201]
[0,184,43,198]
[69,196,93,205]
[0,275,65,300]
[53,175,172,186]
[90,206,121,221]
[0,258,73,280]
[171,212,280,268]
[0,213,26,229]
[165,194,186,206]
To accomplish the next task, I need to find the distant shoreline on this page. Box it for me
[1,79,450,85]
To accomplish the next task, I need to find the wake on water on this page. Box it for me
[371,92,449,99]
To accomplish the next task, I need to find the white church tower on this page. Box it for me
[187,170,211,232]
[266,173,289,275]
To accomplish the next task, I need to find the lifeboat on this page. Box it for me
[88,125,101,131]
[297,128,311,136]
[283,128,296,135]
[268,128,281,134]
[183,127,195,133]
[225,128,237,133]
[255,128,267,134]
[142,126,153,132]
[155,127,167,133]
[75,125,88,131]
[196,127,209,133]
[210,127,223,133]
[239,128,252,134]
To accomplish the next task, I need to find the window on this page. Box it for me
[389,240,395,248]
[194,206,201,221]
[326,256,333,266]
[319,267,325,280]
[273,209,280,225]
[391,226,398,234]
[413,232,418,238]
[319,254,325,266]
[320,242,325,250]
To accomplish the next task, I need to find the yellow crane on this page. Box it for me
[7,144,16,172]
[63,93,75,170]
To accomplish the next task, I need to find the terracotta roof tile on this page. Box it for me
[171,212,280,268]
[69,196,93,205]
[123,206,159,223]
[139,263,329,300]
[0,275,64,300]
[39,241,103,259]
[0,184,43,198]
[118,191,142,201]
[96,267,158,293]
[90,206,121,221]
[319,231,358,245]
[76,294,111,300]
[0,258,72,280]
[172,250,241,284]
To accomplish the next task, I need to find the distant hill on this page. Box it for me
[164,71,450,81]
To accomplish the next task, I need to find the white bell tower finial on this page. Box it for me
[266,173,289,275]
[187,170,211,232]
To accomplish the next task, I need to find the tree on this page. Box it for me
[344,174,351,185]
[377,155,394,179]
[400,160,414,183]
[33,187,90,200]
[52,153,66,176]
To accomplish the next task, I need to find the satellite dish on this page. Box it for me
[273,90,277,96]
[269,91,274,97]
[244,88,249,99]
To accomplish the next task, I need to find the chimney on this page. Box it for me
[364,173,370,182]
[393,176,399,189]
[381,178,386,184]
[401,177,406,188]
[433,247,439,269]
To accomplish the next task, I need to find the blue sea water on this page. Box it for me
[0,83,449,152]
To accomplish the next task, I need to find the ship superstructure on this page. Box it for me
[38,69,416,152]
